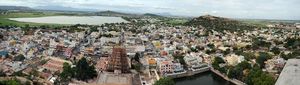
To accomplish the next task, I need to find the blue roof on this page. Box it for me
[0,51,8,56]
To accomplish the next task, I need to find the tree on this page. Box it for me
[90,27,99,32]
[281,51,300,60]
[132,63,142,72]
[212,57,225,70]
[238,61,251,70]
[284,38,300,49]
[252,38,271,49]
[241,52,256,61]
[154,77,175,85]
[134,53,140,62]
[207,43,215,49]
[172,54,186,66]
[0,34,3,40]
[270,47,280,55]
[222,49,231,55]
[59,63,74,83]
[0,69,5,77]
[256,52,271,68]
[228,61,251,79]
[246,67,275,85]
[74,57,97,81]
[14,54,25,61]
[0,78,21,85]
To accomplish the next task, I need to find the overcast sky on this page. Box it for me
[0,0,299,20]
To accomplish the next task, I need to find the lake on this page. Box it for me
[9,16,128,25]
[175,71,234,85]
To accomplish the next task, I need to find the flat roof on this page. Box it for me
[275,59,300,85]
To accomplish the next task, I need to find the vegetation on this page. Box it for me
[0,78,21,85]
[245,66,275,85]
[256,52,272,68]
[185,15,256,32]
[132,63,142,72]
[13,54,25,61]
[154,77,175,85]
[270,47,280,55]
[90,26,99,32]
[74,57,97,81]
[239,52,256,61]
[252,37,272,49]
[228,61,251,80]
[59,63,74,84]
[0,12,67,27]
[0,69,5,77]
[57,57,97,84]
[212,50,276,85]
[212,57,225,71]
[172,54,186,67]
[284,38,300,49]
[281,51,300,60]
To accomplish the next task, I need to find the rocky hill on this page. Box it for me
[185,15,256,32]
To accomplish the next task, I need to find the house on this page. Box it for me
[173,63,184,73]
[64,48,73,58]
[148,58,157,66]
[225,54,244,66]
[184,53,203,69]
[0,51,9,58]
[4,61,28,72]
[158,61,173,75]
[42,57,71,72]
[265,58,286,73]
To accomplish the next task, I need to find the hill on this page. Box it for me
[143,13,162,17]
[94,11,139,17]
[0,6,33,11]
[185,15,256,32]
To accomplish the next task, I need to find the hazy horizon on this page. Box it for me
[0,0,299,20]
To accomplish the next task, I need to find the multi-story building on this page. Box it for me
[158,61,173,75]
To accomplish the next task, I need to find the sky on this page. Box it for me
[0,0,299,20]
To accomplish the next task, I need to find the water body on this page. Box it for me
[175,71,234,85]
[9,16,128,25]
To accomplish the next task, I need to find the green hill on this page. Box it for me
[94,10,139,17]
[185,15,256,32]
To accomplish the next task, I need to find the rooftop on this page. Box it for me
[275,59,300,85]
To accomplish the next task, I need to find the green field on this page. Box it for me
[0,12,68,27]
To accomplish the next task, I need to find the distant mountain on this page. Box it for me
[95,11,165,18]
[185,15,256,32]
[143,13,163,17]
[0,6,33,10]
[35,5,97,12]
[94,10,136,17]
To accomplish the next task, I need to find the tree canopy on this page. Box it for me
[154,77,175,85]
[245,67,275,85]
[0,78,21,85]
[74,57,97,81]
[57,57,97,84]
[256,52,272,68]
[14,54,25,61]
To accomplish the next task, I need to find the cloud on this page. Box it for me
[0,0,299,20]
